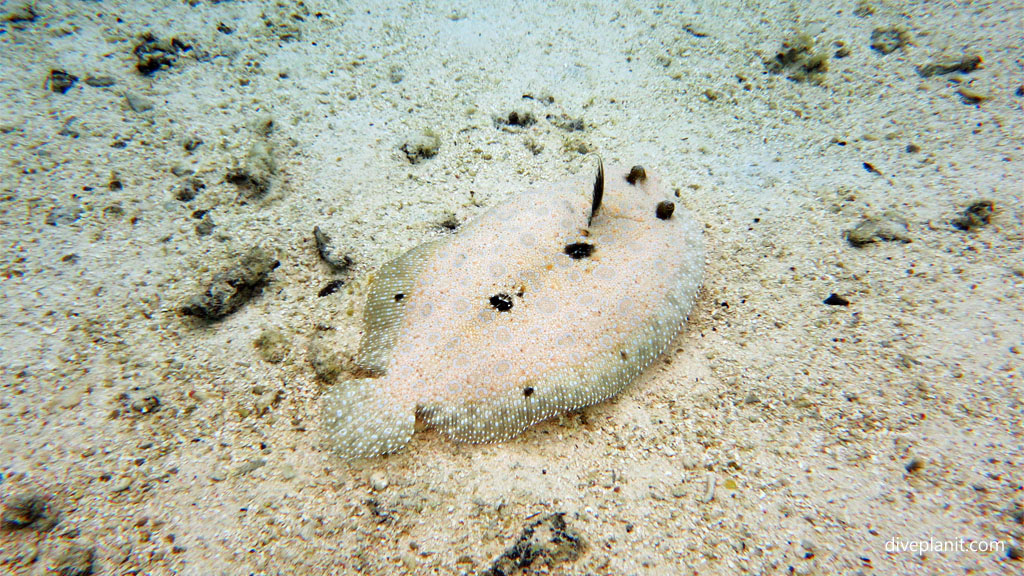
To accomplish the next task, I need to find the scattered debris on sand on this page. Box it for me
[482,513,586,576]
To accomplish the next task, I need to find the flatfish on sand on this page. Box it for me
[322,161,704,460]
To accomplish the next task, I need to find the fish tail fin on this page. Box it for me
[321,377,414,460]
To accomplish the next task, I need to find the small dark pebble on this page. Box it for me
[47,69,78,94]
[318,279,345,297]
[481,513,585,576]
[916,54,982,78]
[2,493,58,531]
[51,543,95,576]
[313,226,353,272]
[655,200,675,220]
[180,247,279,320]
[626,165,647,185]
[823,293,850,306]
[905,457,924,473]
[906,143,920,153]
[951,200,994,231]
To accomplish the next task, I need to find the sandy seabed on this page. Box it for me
[1,1,1021,574]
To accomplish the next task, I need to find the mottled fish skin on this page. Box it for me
[322,165,704,460]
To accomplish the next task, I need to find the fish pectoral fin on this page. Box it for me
[321,377,414,460]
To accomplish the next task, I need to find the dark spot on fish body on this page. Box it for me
[489,293,513,311]
[620,350,629,361]
[394,293,405,302]
[626,165,647,184]
[656,201,675,220]
[564,242,595,259]
[523,386,535,397]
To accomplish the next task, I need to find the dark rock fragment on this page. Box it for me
[626,165,647,184]
[482,513,585,576]
[823,293,850,306]
[313,226,353,272]
[47,69,78,94]
[951,200,994,231]
[655,200,675,220]
[318,279,345,297]
[133,32,191,76]
[917,55,981,77]
[180,247,279,320]
[905,457,924,473]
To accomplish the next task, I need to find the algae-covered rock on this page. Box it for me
[181,247,279,320]
[951,200,994,231]
[870,26,910,55]
[764,34,829,83]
